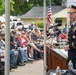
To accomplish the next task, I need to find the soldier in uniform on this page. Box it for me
[64,5,76,69]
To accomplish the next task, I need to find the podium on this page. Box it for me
[46,46,68,71]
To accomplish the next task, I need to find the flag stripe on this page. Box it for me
[47,5,52,29]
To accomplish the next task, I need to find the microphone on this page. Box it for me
[49,23,62,28]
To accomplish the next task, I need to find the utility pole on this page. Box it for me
[43,0,47,75]
[5,0,10,75]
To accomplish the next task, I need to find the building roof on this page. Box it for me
[52,8,67,18]
[20,6,65,18]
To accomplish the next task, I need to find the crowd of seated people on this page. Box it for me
[46,25,68,48]
[0,33,5,74]
[0,20,68,74]
[0,22,44,74]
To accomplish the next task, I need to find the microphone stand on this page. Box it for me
[47,26,60,71]
[51,37,54,70]
[48,36,54,70]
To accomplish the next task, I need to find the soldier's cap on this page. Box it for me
[68,5,76,13]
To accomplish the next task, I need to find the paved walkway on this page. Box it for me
[10,59,43,75]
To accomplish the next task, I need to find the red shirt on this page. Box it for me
[61,34,68,39]
[18,37,28,47]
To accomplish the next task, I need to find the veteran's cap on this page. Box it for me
[68,5,76,13]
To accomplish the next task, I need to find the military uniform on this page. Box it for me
[67,5,76,69]
[68,23,76,62]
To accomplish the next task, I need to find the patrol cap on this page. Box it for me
[68,5,76,13]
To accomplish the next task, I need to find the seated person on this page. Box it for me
[0,32,18,69]
[30,28,44,59]
[48,29,57,40]
[0,59,4,74]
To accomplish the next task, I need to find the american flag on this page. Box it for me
[47,5,52,29]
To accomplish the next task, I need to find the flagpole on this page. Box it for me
[5,0,10,75]
[49,0,51,6]
[67,8,69,34]
[49,0,53,24]
[43,0,47,75]
[66,0,70,34]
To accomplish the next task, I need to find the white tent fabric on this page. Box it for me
[52,8,67,18]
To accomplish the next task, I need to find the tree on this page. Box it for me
[0,0,15,16]
[29,0,43,6]
[53,0,62,5]
[10,0,15,11]
[11,0,33,16]
[0,0,5,15]
[0,0,63,16]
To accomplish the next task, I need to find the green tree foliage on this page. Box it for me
[0,0,5,15]
[0,0,15,16]
[46,0,62,5]
[10,0,15,12]
[35,21,44,28]
[28,0,62,6]
[0,0,63,16]
[11,0,33,16]
[52,0,62,5]
[29,0,43,6]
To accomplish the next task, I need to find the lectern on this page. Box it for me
[46,46,68,71]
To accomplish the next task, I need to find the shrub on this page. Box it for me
[35,21,44,28]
